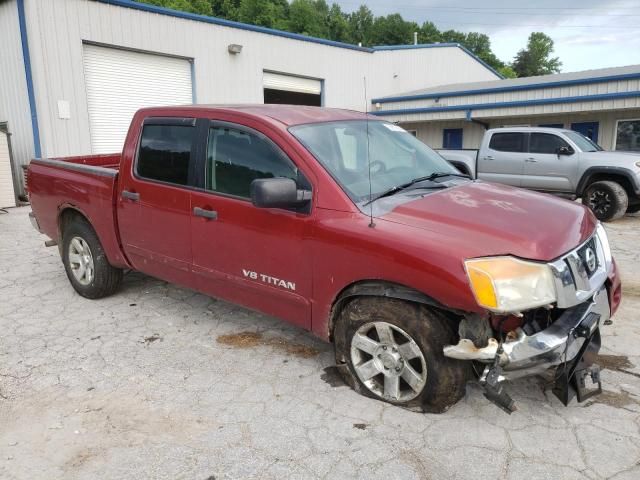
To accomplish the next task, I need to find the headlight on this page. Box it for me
[465,256,557,313]
[596,223,612,271]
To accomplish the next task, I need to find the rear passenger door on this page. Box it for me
[117,117,204,288]
[522,132,578,192]
[190,120,314,329]
[478,132,527,187]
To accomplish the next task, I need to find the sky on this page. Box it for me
[333,0,640,73]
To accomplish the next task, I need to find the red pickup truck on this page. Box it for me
[28,105,621,413]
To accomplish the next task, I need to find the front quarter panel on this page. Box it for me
[309,208,480,339]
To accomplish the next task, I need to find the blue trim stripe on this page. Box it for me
[373,71,640,104]
[96,1,501,78]
[371,90,640,116]
[17,0,41,159]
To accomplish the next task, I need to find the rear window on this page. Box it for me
[489,132,526,153]
[137,124,195,185]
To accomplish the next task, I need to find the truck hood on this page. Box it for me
[378,181,596,262]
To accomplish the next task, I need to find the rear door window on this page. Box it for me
[529,133,570,154]
[137,122,196,186]
[489,132,526,152]
[206,125,298,198]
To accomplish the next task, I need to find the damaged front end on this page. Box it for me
[445,225,617,413]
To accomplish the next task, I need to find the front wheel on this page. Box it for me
[333,297,470,413]
[62,218,123,299]
[582,180,628,222]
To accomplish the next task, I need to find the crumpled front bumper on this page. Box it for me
[499,286,608,380]
[443,286,609,379]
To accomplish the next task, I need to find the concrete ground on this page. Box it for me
[0,206,639,480]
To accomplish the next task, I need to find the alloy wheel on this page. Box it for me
[350,321,427,402]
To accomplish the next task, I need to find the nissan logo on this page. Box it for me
[584,247,597,273]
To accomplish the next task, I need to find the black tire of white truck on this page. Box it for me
[582,180,629,222]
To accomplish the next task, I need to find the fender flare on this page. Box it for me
[328,280,463,340]
[576,166,640,197]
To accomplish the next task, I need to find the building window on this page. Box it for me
[615,119,640,152]
[442,128,463,149]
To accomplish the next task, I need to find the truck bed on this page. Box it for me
[27,153,129,268]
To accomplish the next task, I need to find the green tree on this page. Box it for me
[327,3,351,43]
[287,0,330,38]
[370,14,417,46]
[461,32,504,71]
[511,32,562,77]
[210,0,241,20]
[140,0,211,15]
[236,0,289,29]
[440,29,466,45]
[347,5,374,46]
[498,65,517,78]
[419,21,441,44]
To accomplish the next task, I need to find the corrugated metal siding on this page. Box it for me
[0,0,34,190]
[401,109,640,151]
[376,78,640,122]
[22,0,497,159]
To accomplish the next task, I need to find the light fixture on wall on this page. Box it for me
[228,44,243,55]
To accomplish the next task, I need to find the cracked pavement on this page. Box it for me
[1,206,639,479]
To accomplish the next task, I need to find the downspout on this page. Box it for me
[466,109,489,130]
[17,0,42,159]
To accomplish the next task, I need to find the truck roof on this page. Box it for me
[486,126,574,134]
[136,104,374,127]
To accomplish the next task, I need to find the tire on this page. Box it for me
[582,180,628,222]
[333,297,470,413]
[61,217,123,299]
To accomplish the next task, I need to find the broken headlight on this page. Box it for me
[464,256,556,313]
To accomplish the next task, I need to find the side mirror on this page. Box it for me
[250,178,312,209]
[557,146,574,155]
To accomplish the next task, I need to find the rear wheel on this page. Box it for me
[333,297,469,413]
[582,181,628,222]
[62,218,123,298]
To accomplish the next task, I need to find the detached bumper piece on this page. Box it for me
[449,287,610,413]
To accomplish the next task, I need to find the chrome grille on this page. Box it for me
[548,226,611,309]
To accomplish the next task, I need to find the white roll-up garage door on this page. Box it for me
[263,72,322,95]
[83,44,193,154]
[0,130,16,208]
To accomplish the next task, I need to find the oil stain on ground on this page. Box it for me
[320,365,348,388]
[586,390,640,409]
[216,331,320,358]
[597,354,640,379]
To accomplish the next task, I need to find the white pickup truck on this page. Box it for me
[438,127,640,221]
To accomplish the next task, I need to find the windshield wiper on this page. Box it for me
[362,171,470,206]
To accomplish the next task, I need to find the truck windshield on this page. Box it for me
[290,120,459,203]
[564,131,603,152]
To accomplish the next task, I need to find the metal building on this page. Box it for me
[0,0,500,199]
[372,65,640,152]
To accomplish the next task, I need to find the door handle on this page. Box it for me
[525,157,537,162]
[121,190,140,201]
[484,156,494,160]
[193,207,218,220]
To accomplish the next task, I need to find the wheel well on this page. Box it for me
[58,208,90,241]
[581,173,635,199]
[327,280,461,342]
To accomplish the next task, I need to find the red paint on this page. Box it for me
[27,105,620,341]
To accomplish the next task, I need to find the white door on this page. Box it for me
[83,44,193,154]
[0,130,16,208]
